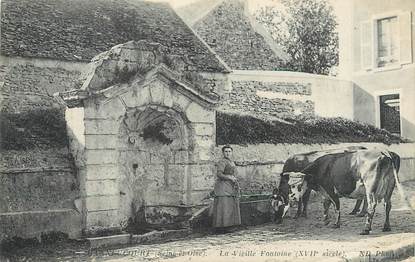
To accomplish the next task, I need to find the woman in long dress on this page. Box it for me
[212,145,241,233]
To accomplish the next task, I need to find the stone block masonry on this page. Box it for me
[220,80,314,120]
[0,209,82,240]
[0,169,79,213]
[0,58,84,241]
[55,40,229,233]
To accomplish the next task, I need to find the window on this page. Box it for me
[360,11,413,70]
[379,94,400,135]
[377,16,399,67]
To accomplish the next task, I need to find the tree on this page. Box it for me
[255,0,338,75]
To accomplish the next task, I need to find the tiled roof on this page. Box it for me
[190,0,285,70]
[175,0,223,26]
[0,0,229,73]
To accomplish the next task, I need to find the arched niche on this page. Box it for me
[118,105,191,224]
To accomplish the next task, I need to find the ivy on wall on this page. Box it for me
[216,111,405,145]
[0,108,68,150]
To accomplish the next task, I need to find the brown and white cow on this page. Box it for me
[285,149,399,235]
[349,151,400,216]
[272,146,367,223]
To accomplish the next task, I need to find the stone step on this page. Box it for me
[87,234,131,249]
[87,229,192,249]
[0,209,82,241]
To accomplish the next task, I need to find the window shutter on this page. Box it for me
[399,11,413,65]
[361,20,373,70]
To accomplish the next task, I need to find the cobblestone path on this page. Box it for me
[3,181,415,262]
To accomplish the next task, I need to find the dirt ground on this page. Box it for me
[2,181,415,262]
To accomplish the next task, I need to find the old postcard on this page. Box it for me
[0,0,414,261]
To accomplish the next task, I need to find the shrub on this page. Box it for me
[216,111,405,145]
[0,108,69,150]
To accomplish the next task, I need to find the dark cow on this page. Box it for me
[285,149,399,235]
[272,146,367,223]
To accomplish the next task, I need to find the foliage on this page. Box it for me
[0,108,69,150]
[216,111,406,145]
[142,121,174,145]
[255,0,339,75]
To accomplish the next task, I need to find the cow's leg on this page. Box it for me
[357,198,368,217]
[301,189,311,217]
[382,199,392,232]
[349,199,362,215]
[323,198,331,225]
[273,202,284,224]
[321,187,341,228]
[361,194,377,235]
[382,182,395,232]
[295,197,303,219]
[332,196,341,228]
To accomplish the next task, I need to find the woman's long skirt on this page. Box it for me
[212,196,241,228]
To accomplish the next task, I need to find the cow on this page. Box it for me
[285,149,399,235]
[272,146,367,224]
[349,151,401,216]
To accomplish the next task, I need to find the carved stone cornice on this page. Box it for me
[55,40,224,109]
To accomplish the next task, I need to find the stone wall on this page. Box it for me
[0,155,82,240]
[0,169,78,213]
[221,70,355,121]
[1,64,81,112]
[0,57,84,241]
[0,148,74,170]
[193,0,284,70]
[212,143,415,195]
[0,56,84,161]
[0,58,83,150]
[221,80,314,119]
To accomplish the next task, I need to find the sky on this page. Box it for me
[146,0,202,8]
[145,0,277,9]
[146,0,345,16]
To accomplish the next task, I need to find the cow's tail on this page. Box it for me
[392,165,415,214]
[382,152,415,215]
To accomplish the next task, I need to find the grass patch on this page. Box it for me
[216,111,406,145]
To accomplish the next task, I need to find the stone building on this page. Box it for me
[176,0,288,71]
[337,0,415,140]
[179,0,415,138]
[0,0,229,239]
[177,0,323,121]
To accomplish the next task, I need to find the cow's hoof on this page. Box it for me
[382,227,391,232]
[360,230,370,235]
[301,213,307,218]
[356,213,366,217]
[349,211,358,215]
[275,219,282,225]
[331,224,340,229]
[324,220,330,226]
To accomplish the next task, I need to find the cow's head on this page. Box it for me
[284,172,308,203]
[270,187,290,223]
[270,173,291,223]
